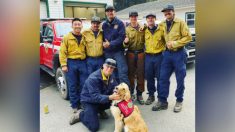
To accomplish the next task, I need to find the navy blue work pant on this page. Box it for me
[80,102,111,132]
[104,51,130,87]
[158,49,187,103]
[66,59,88,109]
[87,57,104,75]
[145,53,163,96]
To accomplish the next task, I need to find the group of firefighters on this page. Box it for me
[59,4,192,132]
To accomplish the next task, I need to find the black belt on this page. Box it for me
[145,52,162,56]
[166,47,184,52]
[87,55,103,59]
[67,58,85,61]
[127,49,144,54]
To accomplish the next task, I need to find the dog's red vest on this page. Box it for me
[117,100,134,117]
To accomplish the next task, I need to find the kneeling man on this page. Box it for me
[69,58,120,132]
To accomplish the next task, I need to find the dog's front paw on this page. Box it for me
[114,118,124,132]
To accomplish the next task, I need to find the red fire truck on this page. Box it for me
[40,18,90,99]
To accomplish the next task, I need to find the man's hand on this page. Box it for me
[62,66,68,72]
[139,25,146,32]
[103,39,110,48]
[109,93,120,100]
[124,35,129,44]
[167,41,174,49]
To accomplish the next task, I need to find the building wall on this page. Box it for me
[44,0,112,18]
[73,0,113,5]
[40,1,48,18]
[64,7,105,19]
[48,0,64,18]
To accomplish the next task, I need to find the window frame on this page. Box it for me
[185,12,195,28]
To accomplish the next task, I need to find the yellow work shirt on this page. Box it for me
[160,17,192,51]
[59,32,86,66]
[145,25,165,54]
[123,23,145,51]
[82,29,103,57]
[101,69,110,85]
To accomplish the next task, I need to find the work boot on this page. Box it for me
[145,95,155,105]
[137,95,145,105]
[72,108,78,113]
[69,109,83,125]
[77,102,84,109]
[72,103,83,113]
[174,102,183,113]
[131,94,136,101]
[152,101,168,111]
[99,111,109,119]
[78,104,84,110]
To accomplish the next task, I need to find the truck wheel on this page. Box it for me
[55,67,69,100]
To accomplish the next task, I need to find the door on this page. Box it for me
[42,24,54,68]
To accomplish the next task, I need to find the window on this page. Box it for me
[44,25,53,37]
[40,31,43,43]
[42,25,54,43]
[47,28,53,37]
[41,25,47,36]
[185,12,195,28]
[55,23,72,37]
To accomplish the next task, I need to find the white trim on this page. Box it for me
[187,49,195,58]
[40,43,60,51]
[40,43,44,46]
[54,45,61,50]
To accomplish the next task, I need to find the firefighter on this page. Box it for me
[82,16,104,75]
[123,11,145,105]
[144,13,166,105]
[102,5,130,87]
[59,18,88,113]
[69,58,120,132]
[152,5,192,112]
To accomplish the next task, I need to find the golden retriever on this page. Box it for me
[110,83,148,132]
